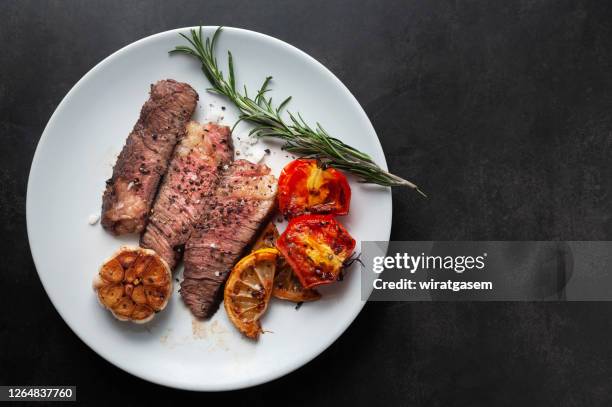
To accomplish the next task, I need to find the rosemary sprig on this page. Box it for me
[170,27,425,195]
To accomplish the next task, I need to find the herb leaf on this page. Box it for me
[170,26,425,195]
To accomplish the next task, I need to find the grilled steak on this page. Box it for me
[181,160,278,318]
[140,121,233,269]
[101,79,198,235]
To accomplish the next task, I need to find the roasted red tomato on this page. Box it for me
[278,159,351,217]
[276,215,356,289]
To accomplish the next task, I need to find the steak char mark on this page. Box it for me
[101,79,198,235]
[181,160,278,318]
[140,121,233,269]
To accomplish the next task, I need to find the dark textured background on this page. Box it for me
[2,0,612,405]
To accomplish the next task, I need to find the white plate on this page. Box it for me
[26,26,392,391]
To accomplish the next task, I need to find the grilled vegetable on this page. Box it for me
[252,221,321,302]
[276,215,356,289]
[93,247,172,323]
[278,159,351,218]
[251,221,281,252]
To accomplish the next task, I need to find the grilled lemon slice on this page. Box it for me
[93,247,172,323]
[273,264,321,302]
[224,248,278,339]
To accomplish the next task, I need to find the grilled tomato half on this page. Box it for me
[252,221,321,302]
[224,248,278,339]
[278,159,351,217]
[93,246,172,323]
[276,215,356,289]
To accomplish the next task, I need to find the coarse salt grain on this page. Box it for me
[204,103,225,123]
[88,213,100,225]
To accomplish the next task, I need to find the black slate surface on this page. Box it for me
[2,0,612,405]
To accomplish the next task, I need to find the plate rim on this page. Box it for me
[26,25,392,391]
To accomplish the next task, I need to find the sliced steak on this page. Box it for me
[101,79,198,235]
[181,160,278,318]
[140,121,233,269]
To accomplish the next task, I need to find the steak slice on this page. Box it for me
[140,121,233,270]
[101,79,198,235]
[181,160,278,318]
